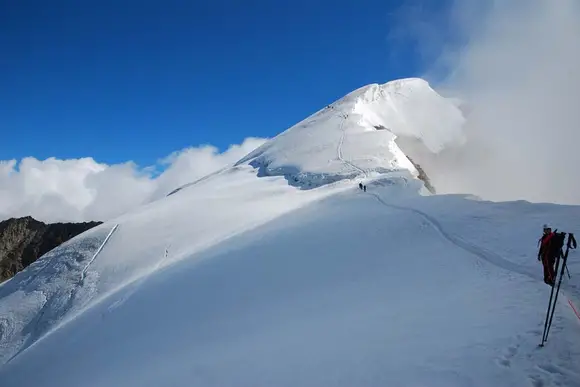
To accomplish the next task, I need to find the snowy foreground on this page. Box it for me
[1,78,580,386]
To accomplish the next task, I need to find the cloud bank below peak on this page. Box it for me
[0,137,267,223]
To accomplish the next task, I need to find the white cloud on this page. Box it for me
[414,0,580,204]
[0,137,267,223]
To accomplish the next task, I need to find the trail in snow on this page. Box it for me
[336,112,368,178]
[367,189,580,343]
[334,109,501,283]
[332,106,575,326]
[369,192,539,281]
[337,113,533,281]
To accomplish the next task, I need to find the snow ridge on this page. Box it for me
[235,78,464,191]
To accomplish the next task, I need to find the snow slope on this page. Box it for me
[2,178,580,387]
[0,165,349,364]
[1,78,580,386]
[236,78,465,188]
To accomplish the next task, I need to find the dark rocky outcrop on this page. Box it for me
[392,135,438,195]
[406,156,436,195]
[0,216,102,283]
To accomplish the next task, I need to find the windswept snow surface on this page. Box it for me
[1,78,580,386]
[1,175,580,387]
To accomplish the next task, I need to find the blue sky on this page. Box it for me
[1,0,453,166]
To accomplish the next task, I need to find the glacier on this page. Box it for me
[1,78,580,386]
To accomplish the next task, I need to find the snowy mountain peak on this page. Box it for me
[236,77,465,190]
[3,77,580,387]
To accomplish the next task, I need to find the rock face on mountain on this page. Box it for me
[0,216,102,282]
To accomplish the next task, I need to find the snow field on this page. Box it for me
[1,179,580,386]
[1,76,579,386]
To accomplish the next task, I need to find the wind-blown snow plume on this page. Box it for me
[395,0,580,204]
[0,137,266,223]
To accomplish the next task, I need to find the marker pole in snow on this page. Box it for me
[540,233,577,347]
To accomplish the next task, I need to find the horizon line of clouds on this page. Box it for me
[0,137,267,223]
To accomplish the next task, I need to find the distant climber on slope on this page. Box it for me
[538,225,558,286]
[359,182,363,190]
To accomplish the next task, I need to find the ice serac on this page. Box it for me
[236,77,465,189]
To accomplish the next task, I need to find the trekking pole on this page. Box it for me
[540,251,561,347]
[543,233,576,344]
[564,233,576,282]
[544,251,567,343]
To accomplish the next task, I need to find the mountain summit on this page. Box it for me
[236,78,464,190]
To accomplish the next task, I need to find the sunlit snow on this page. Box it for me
[1,78,579,387]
